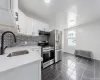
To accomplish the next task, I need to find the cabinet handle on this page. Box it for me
[15,12,18,21]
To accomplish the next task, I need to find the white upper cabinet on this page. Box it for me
[0,0,10,10]
[39,22,50,31]
[33,19,40,36]
[0,0,51,34]
[0,0,18,25]
[0,0,17,26]
[18,9,33,35]
[33,19,50,36]
[34,20,49,31]
[0,9,14,25]
[26,16,33,35]
[0,0,18,32]
[18,9,27,34]
[10,0,18,26]
[11,0,18,12]
[0,9,17,32]
[18,9,50,36]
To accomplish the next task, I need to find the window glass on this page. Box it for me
[68,30,76,46]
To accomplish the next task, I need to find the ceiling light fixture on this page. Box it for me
[44,0,51,3]
[70,20,74,22]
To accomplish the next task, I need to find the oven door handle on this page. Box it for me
[43,52,50,54]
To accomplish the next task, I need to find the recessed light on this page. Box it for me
[44,0,51,3]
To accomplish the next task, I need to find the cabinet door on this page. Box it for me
[35,21,50,31]
[18,9,27,34]
[37,21,45,31]
[33,19,39,36]
[26,16,33,35]
[41,22,50,31]
[0,0,10,10]
[0,9,11,25]
[0,61,41,80]
[11,0,18,12]
[10,0,18,25]
[33,19,50,36]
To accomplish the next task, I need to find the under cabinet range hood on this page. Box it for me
[39,30,50,35]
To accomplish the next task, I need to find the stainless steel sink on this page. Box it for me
[7,50,29,57]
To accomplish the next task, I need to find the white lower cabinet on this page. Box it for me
[0,61,41,80]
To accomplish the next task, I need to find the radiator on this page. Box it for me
[75,50,92,59]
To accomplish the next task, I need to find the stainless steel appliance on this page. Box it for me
[38,41,49,47]
[42,46,54,68]
[49,30,62,63]
[55,49,62,62]
[39,30,50,35]
[38,41,55,68]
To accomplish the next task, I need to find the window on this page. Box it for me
[68,30,76,46]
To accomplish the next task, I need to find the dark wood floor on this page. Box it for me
[42,53,100,80]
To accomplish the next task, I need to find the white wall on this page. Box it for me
[64,20,100,60]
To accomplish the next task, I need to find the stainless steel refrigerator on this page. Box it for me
[49,29,62,63]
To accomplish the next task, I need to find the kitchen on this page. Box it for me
[1,0,100,80]
[0,0,62,80]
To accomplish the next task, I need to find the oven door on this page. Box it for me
[50,50,55,60]
[43,51,50,63]
[43,50,55,68]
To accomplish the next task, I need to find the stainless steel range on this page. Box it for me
[42,46,55,68]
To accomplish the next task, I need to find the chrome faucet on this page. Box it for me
[0,31,17,55]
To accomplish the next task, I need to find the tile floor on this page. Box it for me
[42,53,100,80]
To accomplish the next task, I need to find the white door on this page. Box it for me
[67,30,76,54]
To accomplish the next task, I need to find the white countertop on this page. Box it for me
[0,46,42,73]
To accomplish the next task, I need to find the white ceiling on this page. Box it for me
[19,0,100,28]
